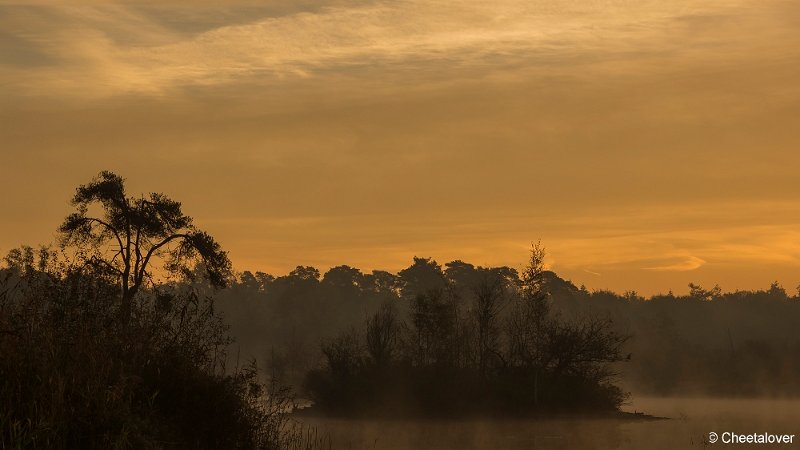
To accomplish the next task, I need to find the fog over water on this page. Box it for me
[300,397,800,449]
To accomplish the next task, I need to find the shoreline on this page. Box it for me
[291,406,668,421]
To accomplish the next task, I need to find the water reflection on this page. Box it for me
[299,398,800,449]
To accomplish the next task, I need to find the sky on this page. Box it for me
[2,0,800,295]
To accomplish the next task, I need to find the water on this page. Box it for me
[299,397,800,449]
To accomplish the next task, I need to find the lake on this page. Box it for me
[298,397,800,449]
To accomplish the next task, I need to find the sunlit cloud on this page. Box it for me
[644,256,706,272]
[1,0,784,97]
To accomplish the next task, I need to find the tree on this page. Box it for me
[411,289,458,367]
[322,265,364,290]
[507,241,550,367]
[472,269,507,376]
[3,245,35,274]
[398,257,447,300]
[688,282,722,301]
[365,302,401,368]
[58,171,231,322]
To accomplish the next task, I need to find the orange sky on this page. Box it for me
[2,0,800,295]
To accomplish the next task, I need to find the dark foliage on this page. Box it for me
[303,244,630,416]
[58,171,232,323]
[0,173,324,450]
[217,256,800,400]
[0,255,312,449]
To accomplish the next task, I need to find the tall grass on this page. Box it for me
[0,264,325,449]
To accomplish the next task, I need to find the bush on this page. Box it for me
[0,260,315,449]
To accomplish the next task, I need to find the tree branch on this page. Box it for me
[83,255,124,276]
[136,233,191,289]
[82,217,125,253]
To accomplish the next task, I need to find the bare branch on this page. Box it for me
[136,233,191,287]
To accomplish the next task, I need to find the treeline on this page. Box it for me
[214,257,800,399]
[565,283,800,396]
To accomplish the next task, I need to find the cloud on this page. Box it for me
[0,0,776,97]
[644,255,706,272]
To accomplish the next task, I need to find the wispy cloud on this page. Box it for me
[644,255,706,272]
[0,0,771,97]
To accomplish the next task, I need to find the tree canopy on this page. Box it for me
[58,171,231,320]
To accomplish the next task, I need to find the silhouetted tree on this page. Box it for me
[238,270,260,291]
[688,282,722,301]
[411,289,459,367]
[398,257,447,299]
[507,242,550,368]
[444,260,477,299]
[363,270,400,295]
[286,266,320,284]
[365,302,402,368]
[254,271,274,291]
[3,245,35,274]
[472,270,507,377]
[57,171,231,322]
[322,265,364,291]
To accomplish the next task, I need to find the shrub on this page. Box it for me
[0,259,316,449]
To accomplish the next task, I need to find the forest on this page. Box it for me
[215,258,800,400]
[2,172,800,448]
